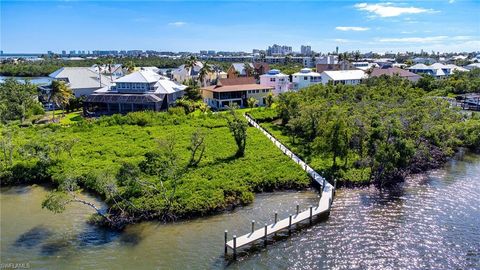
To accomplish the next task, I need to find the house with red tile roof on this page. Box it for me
[201,78,273,110]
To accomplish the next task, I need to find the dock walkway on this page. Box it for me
[224,114,335,257]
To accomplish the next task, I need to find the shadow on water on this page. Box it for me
[118,229,146,246]
[77,225,120,247]
[40,238,73,256]
[13,223,144,257]
[14,225,54,248]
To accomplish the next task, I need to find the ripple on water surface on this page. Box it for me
[1,154,480,269]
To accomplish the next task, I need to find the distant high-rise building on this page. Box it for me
[62,50,66,56]
[301,45,312,56]
[69,50,76,55]
[207,50,216,55]
[335,46,339,55]
[200,50,208,55]
[266,44,292,56]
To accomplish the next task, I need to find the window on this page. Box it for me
[270,78,275,82]
[304,77,308,80]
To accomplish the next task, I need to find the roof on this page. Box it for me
[260,69,288,78]
[202,84,274,93]
[446,64,469,72]
[370,67,421,81]
[114,70,166,83]
[49,67,112,89]
[321,70,367,81]
[408,64,430,70]
[430,63,450,69]
[155,79,187,94]
[218,77,256,86]
[293,68,321,77]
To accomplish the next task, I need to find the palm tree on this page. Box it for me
[48,81,73,121]
[106,58,114,82]
[243,63,254,77]
[354,50,361,62]
[124,61,136,74]
[198,62,213,86]
[265,92,274,108]
[184,56,198,81]
[246,97,258,110]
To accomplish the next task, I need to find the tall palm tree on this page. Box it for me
[106,58,114,82]
[354,50,361,62]
[124,61,136,74]
[243,63,253,77]
[48,81,73,121]
[184,56,198,81]
[198,62,213,87]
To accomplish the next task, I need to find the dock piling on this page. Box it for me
[309,206,313,224]
[296,204,299,216]
[224,230,228,254]
[264,223,268,246]
[233,235,237,259]
[334,179,337,197]
[274,212,278,223]
[288,214,292,235]
[251,220,255,233]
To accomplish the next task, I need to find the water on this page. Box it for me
[1,153,479,269]
[0,76,52,85]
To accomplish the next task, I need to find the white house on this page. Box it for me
[465,63,480,71]
[292,68,321,90]
[46,67,112,97]
[351,61,379,71]
[171,61,204,83]
[408,63,463,78]
[259,69,290,95]
[84,70,186,115]
[320,70,367,85]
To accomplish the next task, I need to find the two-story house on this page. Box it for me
[84,70,186,115]
[292,68,322,90]
[259,69,291,95]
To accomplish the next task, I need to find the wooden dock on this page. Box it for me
[224,114,335,258]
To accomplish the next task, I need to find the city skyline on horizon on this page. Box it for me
[1,0,479,54]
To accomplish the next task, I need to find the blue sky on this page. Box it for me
[1,0,479,53]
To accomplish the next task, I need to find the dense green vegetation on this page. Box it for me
[416,69,480,94]
[0,78,44,123]
[250,76,480,187]
[0,58,232,77]
[0,111,309,227]
[0,58,187,77]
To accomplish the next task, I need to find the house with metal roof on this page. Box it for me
[171,61,204,83]
[84,70,186,116]
[201,78,273,110]
[320,70,367,85]
[45,67,112,97]
[292,68,322,90]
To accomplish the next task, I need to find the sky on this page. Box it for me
[1,0,479,54]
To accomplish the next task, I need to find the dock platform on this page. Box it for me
[224,114,335,257]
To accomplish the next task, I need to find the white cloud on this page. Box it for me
[354,2,434,17]
[335,26,370,31]
[448,0,455,3]
[168,21,187,27]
